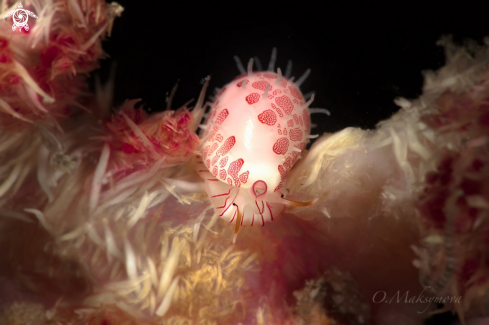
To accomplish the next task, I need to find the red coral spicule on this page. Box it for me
[103,100,201,167]
[0,0,123,130]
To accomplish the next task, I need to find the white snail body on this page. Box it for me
[197,52,318,241]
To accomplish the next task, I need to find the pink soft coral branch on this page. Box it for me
[0,0,123,129]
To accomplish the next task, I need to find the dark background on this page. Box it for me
[96,3,489,136]
[94,3,488,324]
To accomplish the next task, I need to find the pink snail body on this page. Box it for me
[198,50,320,241]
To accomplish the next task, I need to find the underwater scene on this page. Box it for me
[0,1,488,324]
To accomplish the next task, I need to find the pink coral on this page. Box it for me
[103,99,201,167]
[0,0,123,129]
[1,2,489,325]
[414,40,489,318]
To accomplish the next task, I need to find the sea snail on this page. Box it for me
[197,49,325,242]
